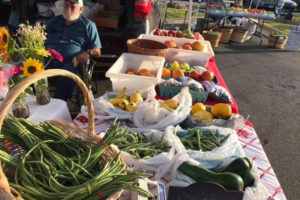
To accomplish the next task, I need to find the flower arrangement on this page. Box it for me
[7,23,63,105]
[0,23,64,112]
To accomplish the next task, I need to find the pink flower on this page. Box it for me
[6,65,23,79]
[47,48,63,63]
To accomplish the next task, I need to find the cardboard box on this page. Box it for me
[91,10,121,29]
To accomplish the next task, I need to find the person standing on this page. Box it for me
[46,0,101,101]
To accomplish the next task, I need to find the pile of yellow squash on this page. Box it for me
[191,103,232,121]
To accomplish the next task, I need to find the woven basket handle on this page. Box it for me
[0,69,95,137]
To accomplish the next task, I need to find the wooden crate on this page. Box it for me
[91,10,122,29]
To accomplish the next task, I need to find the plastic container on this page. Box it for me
[105,53,165,95]
[149,29,204,40]
[139,34,214,67]
[139,34,209,50]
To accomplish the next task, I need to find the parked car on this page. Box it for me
[252,0,297,11]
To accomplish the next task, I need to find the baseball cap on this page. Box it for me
[66,0,83,6]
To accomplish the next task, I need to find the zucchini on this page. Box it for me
[241,172,255,188]
[178,162,244,192]
[221,157,251,174]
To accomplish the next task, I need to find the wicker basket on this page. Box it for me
[127,39,169,57]
[214,27,233,43]
[202,31,222,47]
[0,69,122,200]
[268,34,288,49]
[230,28,248,43]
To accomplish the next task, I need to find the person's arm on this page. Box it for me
[76,21,101,66]
[76,47,100,66]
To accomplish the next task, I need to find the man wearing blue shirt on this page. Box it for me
[46,0,101,101]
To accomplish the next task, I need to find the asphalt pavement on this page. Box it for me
[214,35,300,200]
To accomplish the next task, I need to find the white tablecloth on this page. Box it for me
[1,96,72,124]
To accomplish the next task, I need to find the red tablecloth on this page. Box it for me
[206,58,239,114]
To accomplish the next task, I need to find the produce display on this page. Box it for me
[206,4,225,10]
[228,7,270,15]
[178,157,254,192]
[0,115,151,199]
[107,87,143,112]
[0,26,274,199]
[153,29,203,40]
[176,128,229,151]
[208,5,270,15]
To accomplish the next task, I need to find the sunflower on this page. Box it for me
[0,27,10,49]
[23,58,44,77]
[36,49,51,57]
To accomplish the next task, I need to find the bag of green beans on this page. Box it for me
[109,127,179,174]
[171,125,241,157]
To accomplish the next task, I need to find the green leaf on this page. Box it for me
[25,87,34,96]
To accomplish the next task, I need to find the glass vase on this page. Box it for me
[34,78,50,105]
[12,92,29,118]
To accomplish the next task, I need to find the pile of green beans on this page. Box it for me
[110,129,170,160]
[0,115,152,200]
[177,129,229,152]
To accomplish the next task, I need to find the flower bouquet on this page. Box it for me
[5,23,63,105]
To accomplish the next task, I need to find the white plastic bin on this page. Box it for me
[105,53,165,95]
[138,34,214,67]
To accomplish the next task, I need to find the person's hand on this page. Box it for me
[75,51,89,66]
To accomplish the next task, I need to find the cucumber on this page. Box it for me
[178,162,244,192]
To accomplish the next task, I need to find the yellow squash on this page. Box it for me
[193,111,213,121]
[211,103,232,119]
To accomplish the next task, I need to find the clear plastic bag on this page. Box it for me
[156,138,269,200]
[81,92,133,121]
[133,86,192,130]
[180,114,245,130]
[114,127,177,173]
[171,126,241,157]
